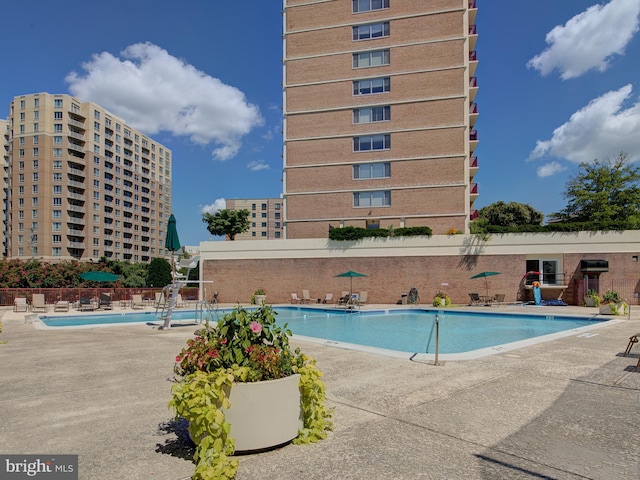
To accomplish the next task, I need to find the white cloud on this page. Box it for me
[529,85,640,164]
[536,162,566,178]
[247,160,270,171]
[527,0,640,79]
[66,42,263,160]
[200,198,226,215]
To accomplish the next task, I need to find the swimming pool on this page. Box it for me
[37,306,610,359]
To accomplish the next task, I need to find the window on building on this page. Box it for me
[275,212,281,219]
[354,190,391,207]
[53,173,62,182]
[261,231,267,237]
[52,210,62,219]
[54,136,63,145]
[353,77,390,95]
[52,222,62,231]
[261,222,267,227]
[54,99,63,108]
[52,198,62,206]
[32,197,38,206]
[353,22,389,40]
[52,247,62,256]
[353,49,390,68]
[53,148,62,158]
[52,235,61,244]
[352,0,389,12]
[354,106,390,123]
[54,123,62,132]
[54,111,63,120]
[33,136,38,145]
[354,162,391,179]
[275,231,281,238]
[353,134,390,151]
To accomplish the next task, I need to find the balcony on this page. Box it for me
[67,143,84,154]
[67,180,85,190]
[68,131,85,142]
[67,241,85,249]
[469,155,479,178]
[469,24,477,51]
[470,182,479,200]
[67,204,86,214]
[68,167,85,177]
[469,102,478,127]
[469,0,477,24]
[67,118,85,130]
[470,209,479,221]
[67,217,86,226]
[469,76,478,102]
[68,108,85,120]
[469,50,478,77]
[67,192,85,202]
[469,129,479,152]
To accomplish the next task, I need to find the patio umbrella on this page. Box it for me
[165,214,181,277]
[79,271,120,282]
[470,271,500,298]
[334,270,368,297]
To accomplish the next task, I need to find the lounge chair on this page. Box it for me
[30,294,48,313]
[302,290,313,304]
[79,297,97,311]
[78,297,98,312]
[336,294,350,307]
[624,333,640,356]
[322,293,333,304]
[131,294,145,309]
[291,293,302,304]
[491,293,505,306]
[468,293,481,306]
[54,300,70,312]
[14,297,28,312]
[99,293,113,310]
[357,291,368,306]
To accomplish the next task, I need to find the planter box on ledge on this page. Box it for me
[598,302,627,315]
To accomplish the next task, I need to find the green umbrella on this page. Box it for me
[80,271,120,282]
[165,214,181,277]
[470,271,501,298]
[335,270,368,297]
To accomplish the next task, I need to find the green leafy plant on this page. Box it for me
[169,305,333,479]
[432,291,451,307]
[250,288,266,305]
[582,289,600,307]
[602,290,622,304]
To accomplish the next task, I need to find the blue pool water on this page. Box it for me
[39,307,606,355]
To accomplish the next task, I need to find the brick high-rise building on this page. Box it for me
[225,198,284,240]
[4,93,172,262]
[282,0,479,238]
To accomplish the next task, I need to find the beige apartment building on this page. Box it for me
[282,0,479,238]
[225,198,284,240]
[4,93,172,262]
[2,119,9,256]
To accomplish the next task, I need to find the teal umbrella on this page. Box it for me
[80,271,120,282]
[470,271,500,298]
[165,214,181,277]
[335,270,368,297]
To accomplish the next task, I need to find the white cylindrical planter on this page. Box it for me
[225,374,302,452]
[253,295,266,305]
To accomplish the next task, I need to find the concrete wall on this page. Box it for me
[199,232,640,306]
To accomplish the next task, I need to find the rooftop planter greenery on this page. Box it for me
[329,226,432,241]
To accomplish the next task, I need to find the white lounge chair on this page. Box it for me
[302,290,312,304]
[14,297,28,312]
[31,294,48,313]
[322,293,333,304]
[54,301,70,312]
[291,293,302,304]
[357,291,368,306]
[131,294,145,309]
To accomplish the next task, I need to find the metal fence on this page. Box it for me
[0,287,200,307]
[572,278,639,306]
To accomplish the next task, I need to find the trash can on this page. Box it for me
[401,294,408,305]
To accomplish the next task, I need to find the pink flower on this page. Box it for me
[175,355,182,362]
[249,321,262,333]
[220,338,227,344]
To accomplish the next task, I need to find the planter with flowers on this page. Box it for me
[432,291,451,307]
[169,305,333,479]
[598,290,628,315]
[582,289,600,307]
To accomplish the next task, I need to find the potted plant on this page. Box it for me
[251,288,266,305]
[583,289,600,307]
[169,305,333,479]
[432,291,451,307]
[598,289,628,315]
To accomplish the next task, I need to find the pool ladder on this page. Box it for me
[195,299,219,327]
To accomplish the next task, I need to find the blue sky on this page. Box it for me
[2,0,640,246]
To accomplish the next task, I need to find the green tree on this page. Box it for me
[202,209,250,240]
[552,152,640,223]
[147,258,172,287]
[478,201,544,227]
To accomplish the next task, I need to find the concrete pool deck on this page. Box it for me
[1,304,639,479]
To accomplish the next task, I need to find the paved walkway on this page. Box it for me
[0,304,638,479]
